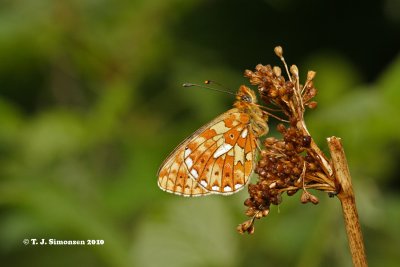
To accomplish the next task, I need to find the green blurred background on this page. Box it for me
[1,0,399,266]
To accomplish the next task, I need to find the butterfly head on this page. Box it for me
[234,85,268,137]
[235,85,257,106]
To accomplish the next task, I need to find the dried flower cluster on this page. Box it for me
[238,46,338,234]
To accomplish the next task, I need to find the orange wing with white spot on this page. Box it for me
[157,108,258,196]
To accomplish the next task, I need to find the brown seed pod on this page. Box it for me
[302,135,312,147]
[307,101,318,109]
[300,191,310,203]
[287,189,299,196]
[309,194,319,204]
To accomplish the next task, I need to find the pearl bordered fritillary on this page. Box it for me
[157,85,268,196]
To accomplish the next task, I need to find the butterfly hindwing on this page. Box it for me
[158,108,247,196]
[157,145,210,196]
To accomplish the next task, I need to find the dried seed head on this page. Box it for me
[255,64,264,71]
[290,65,299,77]
[258,169,267,178]
[307,101,318,109]
[240,47,337,234]
[255,212,263,219]
[277,123,286,133]
[287,189,298,196]
[262,209,270,217]
[309,194,319,204]
[278,87,287,96]
[245,208,256,217]
[300,191,310,203]
[260,150,268,158]
[302,136,312,147]
[268,88,279,98]
[308,87,317,98]
[247,225,255,234]
[244,69,254,78]
[307,70,316,81]
[273,66,282,76]
[274,46,283,58]
[237,219,255,234]
[244,198,253,207]
[264,137,277,146]
[258,158,267,168]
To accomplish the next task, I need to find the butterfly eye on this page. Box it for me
[241,94,252,103]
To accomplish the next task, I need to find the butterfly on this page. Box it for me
[157,85,269,196]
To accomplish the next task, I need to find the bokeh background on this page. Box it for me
[1,0,400,266]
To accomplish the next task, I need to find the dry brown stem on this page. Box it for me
[328,137,368,267]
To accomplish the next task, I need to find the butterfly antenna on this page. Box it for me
[204,79,234,91]
[183,81,236,96]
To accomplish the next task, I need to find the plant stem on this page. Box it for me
[327,137,368,267]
